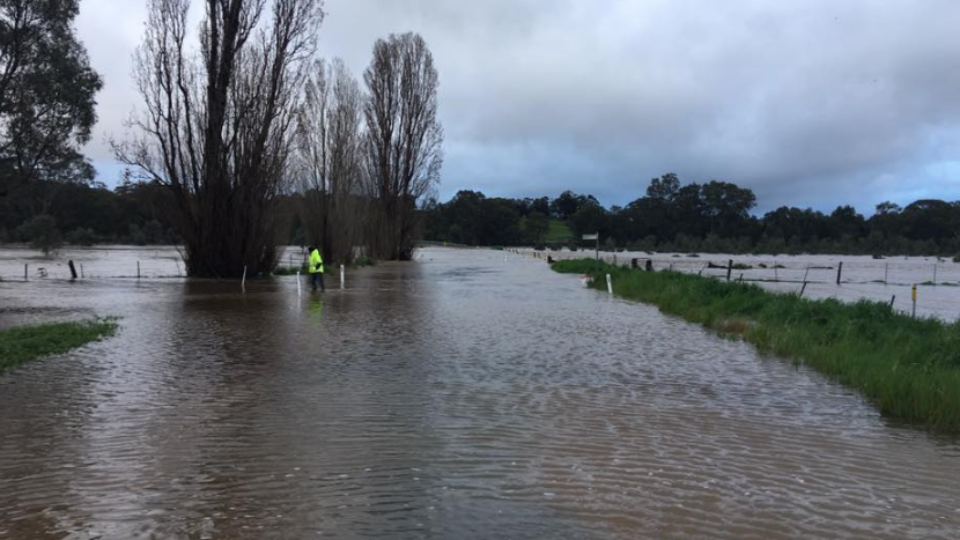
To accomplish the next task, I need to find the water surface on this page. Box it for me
[1,248,958,539]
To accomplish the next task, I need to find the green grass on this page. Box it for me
[544,219,573,243]
[553,259,960,431]
[0,319,118,373]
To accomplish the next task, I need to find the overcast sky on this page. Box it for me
[76,0,960,213]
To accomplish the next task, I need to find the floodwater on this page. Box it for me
[521,248,960,321]
[1,247,959,539]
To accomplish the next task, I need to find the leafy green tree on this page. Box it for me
[65,227,97,246]
[525,211,549,244]
[570,203,608,240]
[127,224,146,246]
[0,0,102,186]
[480,199,523,245]
[700,180,756,237]
[550,190,599,220]
[17,214,61,255]
[143,220,164,244]
[646,173,680,200]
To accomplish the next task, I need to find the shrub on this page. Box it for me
[143,220,165,244]
[127,224,147,245]
[17,215,62,256]
[66,228,98,246]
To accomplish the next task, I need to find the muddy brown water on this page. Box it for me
[1,248,959,539]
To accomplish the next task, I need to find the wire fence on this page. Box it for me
[512,248,960,321]
[0,246,309,282]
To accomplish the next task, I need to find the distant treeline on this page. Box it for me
[6,173,959,258]
[424,173,960,256]
[0,180,179,247]
[0,179,310,249]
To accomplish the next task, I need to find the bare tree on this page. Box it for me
[114,0,323,277]
[295,58,365,264]
[363,33,443,261]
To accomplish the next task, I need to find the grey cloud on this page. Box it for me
[78,0,960,212]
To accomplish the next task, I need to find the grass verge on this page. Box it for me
[552,258,960,431]
[0,319,118,373]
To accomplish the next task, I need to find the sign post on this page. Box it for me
[582,233,599,271]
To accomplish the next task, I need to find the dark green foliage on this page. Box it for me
[0,0,103,185]
[423,190,524,246]
[2,179,180,245]
[65,227,97,246]
[569,203,608,239]
[553,259,960,430]
[17,214,61,255]
[0,319,117,373]
[419,173,960,255]
[525,212,550,245]
[127,224,147,246]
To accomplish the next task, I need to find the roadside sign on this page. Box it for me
[582,234,598,240]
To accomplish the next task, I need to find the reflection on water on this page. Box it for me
[1,248,959,539]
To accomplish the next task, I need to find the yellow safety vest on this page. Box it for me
[309,249,324,274]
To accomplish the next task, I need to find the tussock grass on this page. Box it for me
[553,259,960,430]
[0,319,118,373]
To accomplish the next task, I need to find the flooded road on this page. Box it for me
[1,248,959,539]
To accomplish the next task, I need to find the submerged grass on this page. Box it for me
[553,258,960,431]
[0,319,118,373]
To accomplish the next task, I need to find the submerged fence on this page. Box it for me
[0,246,310,282]
[512,248,960,321]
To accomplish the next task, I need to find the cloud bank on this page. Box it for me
[78,0,960,212]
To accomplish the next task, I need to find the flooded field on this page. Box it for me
[519,248,960,321]
[1,247,959,539]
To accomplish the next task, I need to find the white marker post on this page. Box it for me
[242,265,247,291]
[297,270,302,297]
[606,274,613,295]
[340,264,345,289]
